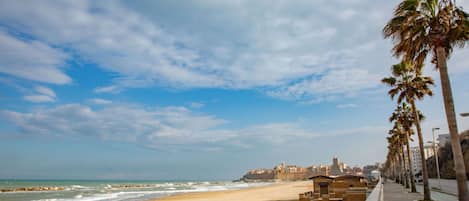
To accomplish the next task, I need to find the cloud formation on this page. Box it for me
[23,86,57,103]
[336,103,358,109]
[189,102,205,109]
[0,104,228,146]
[0,103,384,150]
[0,0,393,102]
[0,31,70,84]
[88,98,112,105]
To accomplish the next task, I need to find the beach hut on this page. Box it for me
[301,175,368,201]
[309,175,335,198]
[333,175,367,201]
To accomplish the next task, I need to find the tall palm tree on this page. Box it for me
[389,127,410,188]
[385,152,397,181]
[382,61,434,200]
[390,104,417,192]
[388,135,406,184]
[384,1,469,200]
[386,139,401,182]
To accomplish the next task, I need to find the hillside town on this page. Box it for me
[241,157,380,182]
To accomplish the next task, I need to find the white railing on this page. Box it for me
[366,177,383,201]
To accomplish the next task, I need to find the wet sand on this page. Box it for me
[153,181,313,201]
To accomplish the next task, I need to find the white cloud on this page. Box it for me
[336,103,358,109]
[0,103,386,149]
[23,95,55,103]
[23,86,56,103]
[35,86,56,98]
[0,31,70,84]
[268,68,381,102]
[338,9,357,20]
[327,126,386,136]
[94,86,119,94]
[239,122,318,144]
[0,0,395,102]
[88,98,112,105]
[0,104,230,146]
[189,102,205,109]
[0,1,220,89]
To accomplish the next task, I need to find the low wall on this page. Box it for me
[365,177,383,201]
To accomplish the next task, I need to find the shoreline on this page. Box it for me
[152,181,313,201]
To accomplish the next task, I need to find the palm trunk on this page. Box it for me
[390,159,394,181]
[395,157,399,182]
[410,100,431,200]
[436,46,469,201]
[394,156,398,183]
[401,145,410,189]
[396,154,401,183]
[405,131,417,192]
[398,149,405,185]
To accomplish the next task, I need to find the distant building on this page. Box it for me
[406,145,435,174]
[362,165,379,177]
[352,167,363,175]
[340,162,347,171]
[241,157,359,181]
[330,157,344,176]
[438,134,450,147]
[319,165,330,176]
[242,168,274,180]
[274,163,311,180]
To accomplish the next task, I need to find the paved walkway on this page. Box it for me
[383,181,421,201]
[427,178,469,196]
[415,185,457,201]
[383,181,458,201]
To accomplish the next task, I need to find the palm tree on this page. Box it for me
[387,134,406,184]
[382,61,434,200]
[383,1,469,200]
[389,125,410,188]
[384,151,398,181]
[385,139,401,182]
[390,103,417,192]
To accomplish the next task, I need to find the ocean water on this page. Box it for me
[0,180,272,201]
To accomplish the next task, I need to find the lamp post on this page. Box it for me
[432,127,441,190]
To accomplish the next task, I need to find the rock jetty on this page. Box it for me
[0,186,65,193]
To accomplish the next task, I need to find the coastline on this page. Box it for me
[153,181,313,201]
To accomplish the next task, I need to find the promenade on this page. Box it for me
[383,181,421,201]
[427,178,469,196]
[384,180,460,201]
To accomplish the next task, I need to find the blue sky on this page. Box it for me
[0,0,469,180]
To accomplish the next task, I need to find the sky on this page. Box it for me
[0,0,469,181]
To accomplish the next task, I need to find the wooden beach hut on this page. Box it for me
[299,175,368,201]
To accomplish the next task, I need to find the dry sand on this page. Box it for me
[153,181,313,201]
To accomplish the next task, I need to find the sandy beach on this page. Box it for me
[153,181,313,201]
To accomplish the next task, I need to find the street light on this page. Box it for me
[432,127,441,190]
[461,113,469,117]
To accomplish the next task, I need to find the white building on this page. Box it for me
[405,145,435,174]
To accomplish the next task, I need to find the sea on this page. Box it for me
[0,180,272,201]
